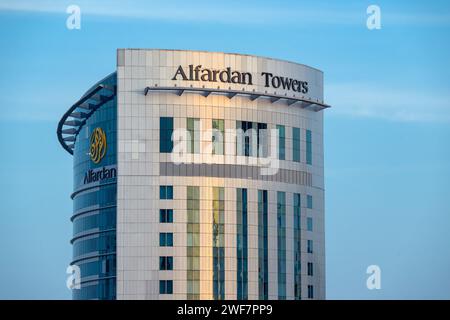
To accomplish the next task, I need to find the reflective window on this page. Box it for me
[212,119,225,155]
[307,195,313,209]
[276,125,285,160]
[75,256,116,278]
[159,233,173,247]
[73,231,116,258]
[293,127,300,162]
[73,207,116,235]
[160,185,173,199]
[160,280,173,294]
[71,73,117,300]
[307,239,313,254]
[212,187,225,300]
[307,262,314,276]
[236,188,248,300]
[308,285,314,299]
[306,129,312,165]
[258,190,269,300]
[293,193,301,300]
[307,217,313,232]
[160,117,173,153]
[187,186,200,300]
[159,256,173,270]
[160,209,173,223]
[187,118,200,154]
[73,278,116,300]
[277,191,286,299]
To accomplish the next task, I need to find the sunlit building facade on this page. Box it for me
[58,49,329,300]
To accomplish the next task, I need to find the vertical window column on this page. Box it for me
[293,127,300,162]
[212,187,225,300]
[236,121,254,157]
[257,190,268,300]
[293,193,301,300]
[306,129,312,165]
[277,191,286,299]
[277,125,285,160]
[236,188,248,300]
[187,118,200,154]
[187,186,200,299]
[257,123,268,157]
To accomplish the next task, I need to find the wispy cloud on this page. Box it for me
[326,83,450,123]
[1,0,449,27]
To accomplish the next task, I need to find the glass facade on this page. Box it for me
[293,193,302,300]
[258,190,269,300]
[187,186,200,299]
[277,191,286,299]
[236,188,248,300]
[212,187,225,299]
[71,73,117,300]
[60,50,326,300]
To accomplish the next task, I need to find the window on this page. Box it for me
[160,117,173,153]
[307,262,314,276]
[160,186,173,199]
[306,129,312,165]
[159,233,173,247]
[187,186,200,300]
[307,240,313,253]
[160,280,173,294]
[307,195,313,209]
[160,209,173,223]
[307,217,313,232]
[293,193,301,300]
[236,121,254,157]
[213,187,225,300]
[258,190,269,300]
[257,123,268,157]
[212,119,225,155]
[159,256,173,270]
[307,285,314,299]
[236,188,248,300]
[277,125,285,160]
[187,118,200,154]
[293,127,300,162]
[277,191,286,300]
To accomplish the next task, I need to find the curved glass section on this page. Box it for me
[70,73,117,300]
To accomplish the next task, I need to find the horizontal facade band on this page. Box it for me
[159,162,313,186]
[144,85,330,111]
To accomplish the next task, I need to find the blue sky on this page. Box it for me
[0,0,449,299]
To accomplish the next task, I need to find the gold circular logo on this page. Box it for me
[90,127,107,164]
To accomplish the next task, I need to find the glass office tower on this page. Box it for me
[58,49,329,300]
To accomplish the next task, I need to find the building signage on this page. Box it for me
[172,65,308,94]
[90,127,107,164]
[83,165,117,184]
